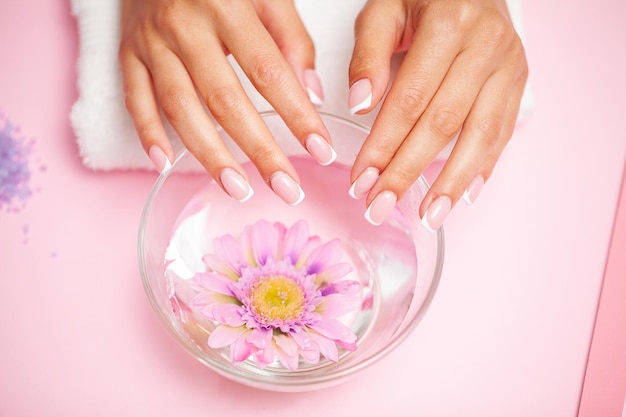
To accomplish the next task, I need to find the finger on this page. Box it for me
[146,46,263,202]
[473,72,528,189]
[216,3,335,165]
[255,0,322,104]
[350,5,467,183]
[418,70,526,231]
[177,38,306,194]
[348,0,404,115]
[378,46,502,193]
[119,47,174,174]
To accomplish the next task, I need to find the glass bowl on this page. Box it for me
[138,111,444,392]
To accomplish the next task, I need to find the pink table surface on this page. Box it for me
[1,0,625,416]
[579,165,626,416]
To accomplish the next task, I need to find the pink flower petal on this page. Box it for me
[316,293,362,318]
[320,279,361,296]
[213,304,245,326]
[194,272,234,295]
[281,220,309,263]
[336,339,357,352]
[240,220,278,267]
[189,292,237,310]
[290,330,321,364]
[202,254,239,280]
[274,333,299,357]
[274,334,300,370]
[246,328,272,349]
[309,318,357,344]
[254,340,276,369]
[304,238,343,274]
[208,325,248,348]
[295,235,322,269]
[290,329,315,350]
[212,234,246,273]
[231,333,254,363]
[316,263,354,286]
[273,221,287,258]
[308,330,339,362]
[300,346,320,364]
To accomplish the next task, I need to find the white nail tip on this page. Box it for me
[421,215,436,233]
[348,181,358,199]
[322,146,338,166]
[239,186,255,203]
[306,87,324,106]
[462,190,472,205]
[364,205,382,226]
[291,186,306,206]
[349,93,372,115]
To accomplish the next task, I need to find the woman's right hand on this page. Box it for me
[119,0,334,205]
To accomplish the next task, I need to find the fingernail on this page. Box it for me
[305,134,337,166]
[270,171,305,206]
[348,167,379,199]
[348,78,372,115]
[421,195,452,232]
[220,168,254,202]
[303,69,324,106]
[364,191,397,226]
[462,175,485,205]
[148,145,172,175]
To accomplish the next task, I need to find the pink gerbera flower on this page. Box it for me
[189,219,361,370]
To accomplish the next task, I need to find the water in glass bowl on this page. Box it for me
[162,156,419,372]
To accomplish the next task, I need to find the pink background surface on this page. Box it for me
[579,167,626,417]
[1,0,625,416]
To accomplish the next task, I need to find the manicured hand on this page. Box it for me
[119,0,333,205]
[347,0,528,228]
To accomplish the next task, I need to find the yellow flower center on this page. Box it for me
[250,276,305,323]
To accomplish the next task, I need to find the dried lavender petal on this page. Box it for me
[0,112,33,212]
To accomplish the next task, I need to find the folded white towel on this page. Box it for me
[70,0,533,171]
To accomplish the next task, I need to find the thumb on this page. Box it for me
[349,0,404,114]
[255,0,323,105]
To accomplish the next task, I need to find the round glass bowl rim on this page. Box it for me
[137,111,445,390]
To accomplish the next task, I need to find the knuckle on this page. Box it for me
[373,133,401,157]
[159,88,193,120]
[392,86,429,122]
[423,0,476,35]
[250,144,277,166]
[389,163,419,189]
[428,106,463,139]
[123,90,137,114]
[484,18,513,49]
[155,3,184,32]
[206,87,243,123]
[476,116,503,147]
[248,53,286,89]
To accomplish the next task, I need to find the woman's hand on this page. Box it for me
[119,0,333,205]
[347,0,528,228]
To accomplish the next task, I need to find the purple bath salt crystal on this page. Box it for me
[0,113,33,212]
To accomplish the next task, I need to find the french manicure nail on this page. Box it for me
[270,171,305,206]
[305,134,337,166]
[348,78,372,115]
[421,195,452,232]
[364,191,397,226]
[303,69,324,106]
[348,167,380,199]
[148,145,172,175]
[220,168,254,202]
[462,175,485,205]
